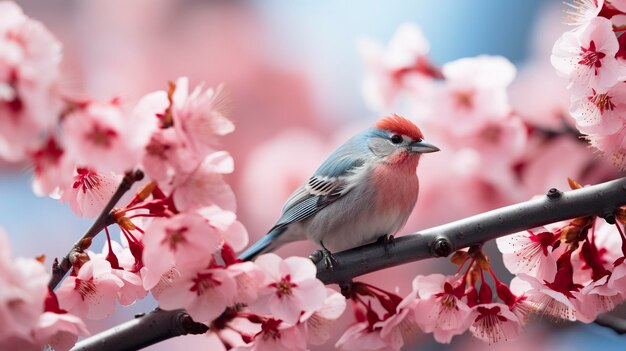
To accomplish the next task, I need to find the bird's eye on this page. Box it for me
[390,134,403,144]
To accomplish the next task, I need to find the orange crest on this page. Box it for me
[375,114,424,141]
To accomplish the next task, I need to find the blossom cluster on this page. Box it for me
[0,3,349,350]
[497,179,626,325]
[551,0,626,169]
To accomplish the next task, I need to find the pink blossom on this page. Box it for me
[90,241,148,306]
[171,78,234,157]
[30,136,72,197]
[551,17,625,94]
[142,127,197,182]
[374,290,420,350]
[142,212,223,289]
[32,312,89,351]
[569,83,626,136]
[226,262,266,304]
[412,274,474,343]
[0,228,49,341]
[234,318,307,351]
[157,266,237,322]
[60,168,120,217]
[469,303,522,344]
[564,0,604,26]
[300,288,347,345]
[61,100,144,173]
[358,23,435,111]
[56,257,124,320]
[248,254,326,325]
[574,275,624,322]
[496,227,560,280]
[433,55,516,135]
[198,206,249,252]
[172,151,237,213]
[510,273,577,321]
[335,321,388,351]
[587,124,626,169]
[0,1,62,162]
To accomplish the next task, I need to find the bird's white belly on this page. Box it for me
[301,175,417,252]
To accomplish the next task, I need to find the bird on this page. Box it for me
[239,114,439,267]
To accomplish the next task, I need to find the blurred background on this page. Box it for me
[2,0,625,350]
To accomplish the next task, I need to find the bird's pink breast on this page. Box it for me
[371,156,420,211]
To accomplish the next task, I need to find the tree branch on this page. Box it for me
[70,176,626,351]
[48,170,144,290]
[594,313,626,335]
[71,309,208,351]
[316,177,626,284]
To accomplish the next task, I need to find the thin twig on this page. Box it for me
[70,176,626,350]
[48,170,144,290]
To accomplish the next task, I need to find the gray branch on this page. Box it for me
[71,177,626,351]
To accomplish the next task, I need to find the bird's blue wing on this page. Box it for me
[272,144,368,230]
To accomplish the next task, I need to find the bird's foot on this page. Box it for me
[377,234,395,253]
[309,245,338,270]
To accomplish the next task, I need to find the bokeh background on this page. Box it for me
[2,0,625,350]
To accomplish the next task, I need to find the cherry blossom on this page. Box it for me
[171,78,234,157]
[412,274,475,343]
[433,55,516,135]
[60,168,120,217]
[61,100,150,174]
[56,257,124,320]
[32,312,89,351]
[226,262,266,304]
[551,17,625,94]
[0,227,49,341]
[469,303,522,344]
[564,0,604,26]
[234,318,307,351]
[374,290,420,350]
[587,124,626,169]
[142,212,223,289]
[496,227,560,280]
[171,151,237,213]
[157,266,237,322]
[30,136,72,197]
[335,321,389,351]
[574,275,624,322]
[299,288,347,345]
[358,23,436,111]
[0,1,62,162]
[569,83,626,135]
[247,254,326,326]
[510,273,578,321]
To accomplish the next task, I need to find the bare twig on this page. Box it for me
[48,170,144,290]
[70,176,626,350]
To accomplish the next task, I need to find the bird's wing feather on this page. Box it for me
[273,152,366,230]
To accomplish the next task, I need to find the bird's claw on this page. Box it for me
[309,247,338,270]
[377,234,395,253]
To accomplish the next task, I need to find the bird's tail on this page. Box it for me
[238,227,287,261]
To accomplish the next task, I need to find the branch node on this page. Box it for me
[601,209,617,224]
[546,187,562,199]
[433,237,452,257]
[179,313,209,335]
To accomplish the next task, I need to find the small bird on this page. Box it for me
[239,115,439,266]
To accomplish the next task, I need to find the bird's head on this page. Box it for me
[367,114,439,164]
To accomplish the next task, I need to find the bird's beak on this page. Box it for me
[410,140,440,153]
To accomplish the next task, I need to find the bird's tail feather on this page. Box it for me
[238,227,287,261]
